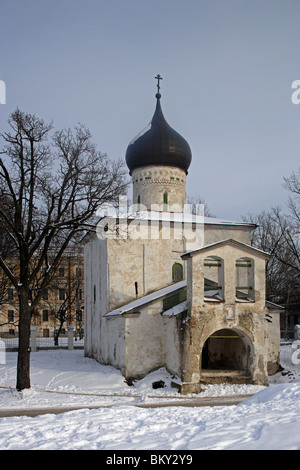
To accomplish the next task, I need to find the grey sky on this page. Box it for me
[1,0,300,220]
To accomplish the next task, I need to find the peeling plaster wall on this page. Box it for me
[266,311,281,375]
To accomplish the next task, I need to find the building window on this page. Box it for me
[172,263,184,282]
[58,267,65,277]
[42,289,49,300]
[76,288,82,301]
[76,267,82,277]
[42,309,49,322]
[8,310,14,322]
[204,256,224,301]
[7,288,14,301]
[163,192,168,211]
[137,195,141,210]
[59,288,66,301]
[236,257,254,301]
[76,309,83,322]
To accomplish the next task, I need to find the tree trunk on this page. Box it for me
[16,289,31,391]
[54,319,64,346]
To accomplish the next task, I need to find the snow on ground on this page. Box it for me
[0,344,299,450]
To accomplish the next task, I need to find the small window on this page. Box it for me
[137,195,141,210]
[76,309,83,322]
[236,257,254,301]
[204,256,224,301]
[76,267,82,277]
[163,192,168,211]
[58,267,65,277]
[59,288,66,301]
[76,288,82,301]
[42,309,49,322]
[172,263,184,282]
[42,289,49,301]
[8,310,14,322]
[43,328,50,338]
[7,288,14,301]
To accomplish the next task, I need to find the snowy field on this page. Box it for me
[0,344,299,450]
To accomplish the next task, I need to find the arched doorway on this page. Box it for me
[201,328,252,382]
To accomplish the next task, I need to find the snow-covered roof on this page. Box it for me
[124,211,256,227]
[181,239,270,260]
[82,211,256,244]
[104,280,187,317]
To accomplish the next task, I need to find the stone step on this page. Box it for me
[200,369,251,385]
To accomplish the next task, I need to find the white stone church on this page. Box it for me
[84,82,281,393]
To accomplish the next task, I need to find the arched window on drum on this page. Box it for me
[163,192,168,211]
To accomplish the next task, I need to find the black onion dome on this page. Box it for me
[125,93,192,175]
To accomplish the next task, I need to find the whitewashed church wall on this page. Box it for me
[204,225,252,246]
[106,238,144,311]
[84,238,107,361]
[84,242,92,356]
[84,237,127,371]
[123,302,168,379]
[164,317,182,377]
[104,317,126,373]
[84,241,103,359]
[106,237,185,312]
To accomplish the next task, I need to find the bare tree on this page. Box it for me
[243,209,297,303]
[186,194,215,217]
[0,109,129,390]
[45,251,84,345]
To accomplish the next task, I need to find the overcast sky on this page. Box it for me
[1,0,300,220]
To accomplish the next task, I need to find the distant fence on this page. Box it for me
[0,327,84,350]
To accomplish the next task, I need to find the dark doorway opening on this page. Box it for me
[201,329,250,372]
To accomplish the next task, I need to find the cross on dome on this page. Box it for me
[155,74,163,97]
